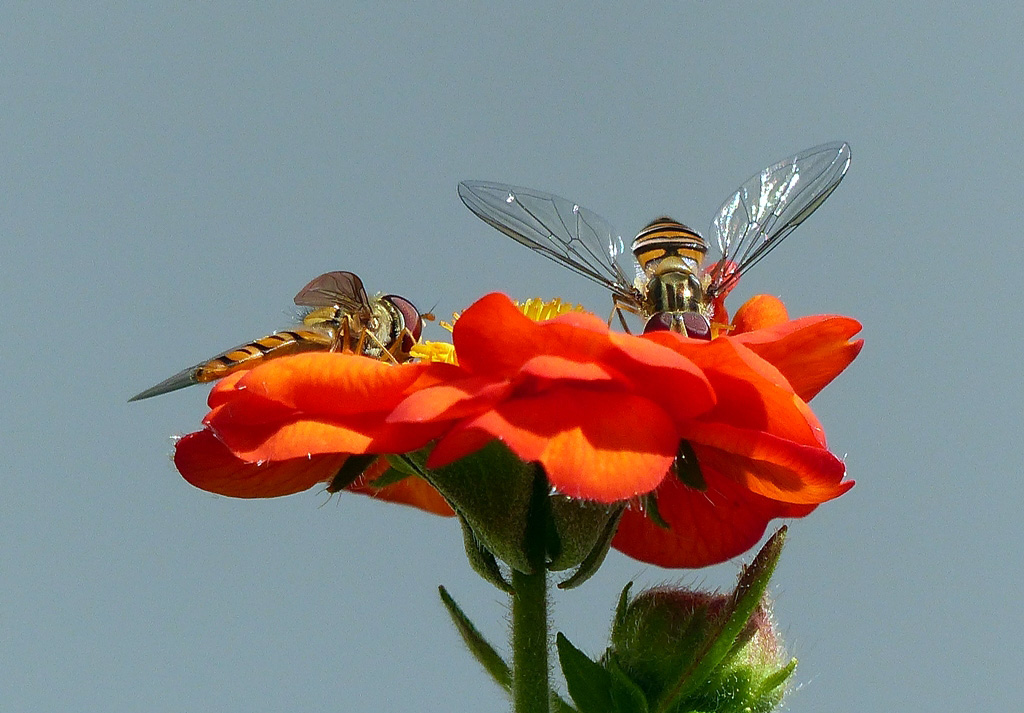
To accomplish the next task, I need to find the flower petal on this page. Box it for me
[430,388,677,503]
[734,315,863,401]
[208,413,446,463]
[174,429,346,498]
[387,376,512,424]
[643,334,825,446]
[681,427,852,504]
[518,354,616,383]
[730,294,790,333]
[347,463,455,517]
[454,293,715,419]
[225,353,446,420]
[612,470,796,567]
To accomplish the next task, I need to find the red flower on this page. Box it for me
[611,294,862,567]
[173,292,860,568]
[390,294,717,502]
[174,365,455,515]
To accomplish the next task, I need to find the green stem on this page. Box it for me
[511,565,550,713]
[511,466,552,713]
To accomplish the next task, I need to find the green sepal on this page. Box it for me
[655,527,788,712]
[639,493,670,529]
[416,441,621,581]
[613,582,634,632]
[437,585,511,691]
[547,495,622,573]
[557,504,623,589]
[416,441,538,574]
[755,657,797,703]
[606,657,650,713]
[458,513,513,593]
[325,453,379,493]
[557,633,616,713]
[674,440,706,491]
[366,467,411,489]
[385,449,431,477]
[553,696,580,713]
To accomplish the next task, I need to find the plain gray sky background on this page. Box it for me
[2,3,1021,711]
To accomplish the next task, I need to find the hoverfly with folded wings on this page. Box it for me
[459,142,850,338]
[129,271,427,401]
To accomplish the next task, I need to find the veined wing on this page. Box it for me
[705,142,851,299]
[458,181,637,299]
[293,271,370,312]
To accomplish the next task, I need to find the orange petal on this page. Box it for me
[734,315,863,401]
[518,354,616,383]
[452,293,559,375]
[387,376,512,423]
[207,370,248,407]
[689,339,825,444]
[682,430,851,504]
[731,294,790,333]
[208,414,447,462]
[174,429,346,498]
[348,472,455,517]
[453,295,715,419]
[611,469,796,567]
[225,353,438,419]
[430,388,677,503]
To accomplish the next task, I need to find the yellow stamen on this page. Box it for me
[409,341,458,364]
[516,297,586,321]
[710,321,734,339]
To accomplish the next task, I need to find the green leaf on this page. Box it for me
[557,633,617,713]
[438,586,511,691]
[655,527,788,713]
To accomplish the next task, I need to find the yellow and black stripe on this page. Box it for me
[193,329,334,383]
[128,328,333,401]
[631,217,707,271]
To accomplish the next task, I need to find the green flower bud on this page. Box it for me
[610,587,793,712]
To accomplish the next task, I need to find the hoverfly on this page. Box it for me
[129,271,426,401]
[458,142,851,338]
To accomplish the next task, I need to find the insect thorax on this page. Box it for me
[632,218,708,315]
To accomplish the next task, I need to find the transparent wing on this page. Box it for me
[458,181,638,299]
[705,142,851,299]
[293,270,370,312]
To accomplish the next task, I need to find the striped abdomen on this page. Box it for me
[631,217,707,274]
[128,328,333,401]
[192,328,334,382]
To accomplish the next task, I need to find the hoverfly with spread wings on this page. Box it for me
[129,271,426,401]
[459,142,850,338]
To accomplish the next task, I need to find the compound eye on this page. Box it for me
[642,312,712,340]
[681,312,711,340]
[642,312,675,333]
[382,295,423,352]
